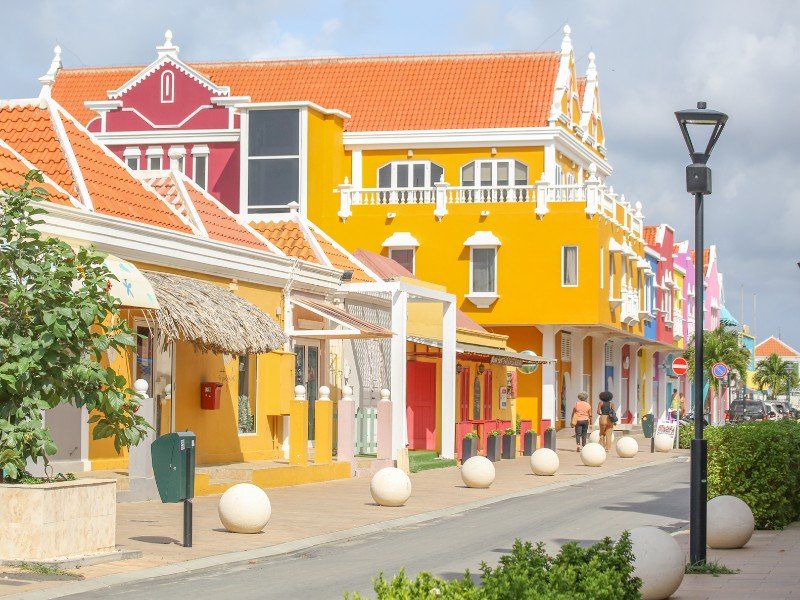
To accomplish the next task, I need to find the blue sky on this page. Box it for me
[3,0,799,350]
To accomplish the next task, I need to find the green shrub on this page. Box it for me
[347,535,641,599]
[678,423,694,449]
[706,420,800,529]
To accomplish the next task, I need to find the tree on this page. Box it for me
[683,325,750,401]
[754,353,798,400]
[0,171,149,481]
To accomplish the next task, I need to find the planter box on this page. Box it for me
[544,429,557,451]
[0,478,116,561]
[523,430,538,456]
[502,434,517,459]
[461,437,478,462]
[487,436,502,462]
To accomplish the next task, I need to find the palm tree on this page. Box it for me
[754,353,798,400]
[683,325,750,405]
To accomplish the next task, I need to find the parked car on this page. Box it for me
[728,400,767,423]
[763,402,789,420]
[773,402,791,419]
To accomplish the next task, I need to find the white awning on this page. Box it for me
[407,336,554,366]
[290,297,393,339]
[104,255,159,309]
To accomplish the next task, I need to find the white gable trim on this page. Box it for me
[47,101,93,211]
[107,57,230,100]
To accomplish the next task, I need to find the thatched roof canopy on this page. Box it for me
[142,270,286,355]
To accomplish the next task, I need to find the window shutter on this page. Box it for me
[605,341,613,366]
[560,333,572,362]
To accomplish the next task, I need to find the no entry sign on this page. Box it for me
[712,362,730,380]
[671,356,689,377]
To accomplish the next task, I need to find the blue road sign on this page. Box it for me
[711,362,729,380]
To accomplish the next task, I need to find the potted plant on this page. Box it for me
[502,427,517,459]
[487,429,502,462]
[544,427,558,451]
[461,431,478,462]
[523,428,538,456]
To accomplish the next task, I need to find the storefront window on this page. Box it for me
[237,355,256,434]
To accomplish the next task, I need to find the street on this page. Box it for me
[66,459,689,600]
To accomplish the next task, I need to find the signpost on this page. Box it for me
[712,362,729,380]
[672,356,689,377]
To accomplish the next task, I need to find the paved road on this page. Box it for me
[67,459,689,600]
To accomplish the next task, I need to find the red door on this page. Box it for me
[406,361,437,450]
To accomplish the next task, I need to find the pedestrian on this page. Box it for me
[679,392,687,417]
[597,391,616,451]
[670,389,680,421]
[571,392,592,452]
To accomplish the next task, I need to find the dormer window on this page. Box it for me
[160,70,175,103]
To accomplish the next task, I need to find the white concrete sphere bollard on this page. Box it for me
[218,483,272,534]
[370,467,412,507]
[461,455,495,489]
[616,436,639,458]
[530,448,559,476]
[630,526,684,600]
[589,429,615,445]
[654,433,673,453]
[580,442,607,467]
[707,495,755,549]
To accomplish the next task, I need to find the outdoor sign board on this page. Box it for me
[711,362,730,380]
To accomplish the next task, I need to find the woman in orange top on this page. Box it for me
[572,391,592,452]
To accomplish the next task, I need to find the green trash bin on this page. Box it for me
[642,414,654,438]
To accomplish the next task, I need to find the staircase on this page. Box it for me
[408,450,457,473]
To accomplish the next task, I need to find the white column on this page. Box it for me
[538,325,557,426]
[390,289,408,460]
[440,299,456,459]
[591,335,607,425]
[628,344,640,423]
[543,143,557,186]
[351,148,363,188]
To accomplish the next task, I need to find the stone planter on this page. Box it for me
[544,429,557,451]
[0,478,116,561]
[501,434,517,459]
[486,435,502,462]
[523,430,537,456]
[461,437,478,463]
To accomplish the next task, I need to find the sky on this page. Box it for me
[2,0,798,349]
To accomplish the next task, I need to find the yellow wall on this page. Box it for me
[88,264,292,469]
[307,108,350,213]
[486,326,543,427]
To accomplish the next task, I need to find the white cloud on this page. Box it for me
[322,17,341,35]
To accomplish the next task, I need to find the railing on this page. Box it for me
[620,285,641,324]
[673,310,684,339]
[336,164,645,238]
[355,407,377,455]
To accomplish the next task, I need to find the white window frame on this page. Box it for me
[469,246,497,295]
[377,160,443,188]
[464,231,500,308]
[160,69,175,104]
[460,159,528,187]
[555,164,564,185]
[236,354,258,437]
[146,146,163,170]
[609,252,616,298]
[192,145,210,190]
[561,245,579,287]
[123,147,141,171]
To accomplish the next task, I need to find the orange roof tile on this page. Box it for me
[643,225,658,246]
[0,142,74,207]
[756,336,800,357]
[250,220,320,262]
[0,104,75,195]
[56,112,193,233]
[310,233,372,283]
[53,52,562,131]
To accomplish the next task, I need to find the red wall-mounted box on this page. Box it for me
[200,382,223,410]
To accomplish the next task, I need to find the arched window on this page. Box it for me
[376,160,444,189]
[161,70,175,103]
[460,159,528,187]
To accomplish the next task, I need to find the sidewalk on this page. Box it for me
[674,523,800,599]
[1,436,678,598]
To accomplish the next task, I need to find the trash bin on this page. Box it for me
[642,413,654,438]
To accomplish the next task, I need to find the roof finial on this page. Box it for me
[156,28,180,58]
[586,51,597,82]
[38,45,62,100]
[561,24,572,55]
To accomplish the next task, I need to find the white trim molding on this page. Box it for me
[464,231,501,247]
[382,232,419,248]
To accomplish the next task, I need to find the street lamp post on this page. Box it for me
[675,101,728,565]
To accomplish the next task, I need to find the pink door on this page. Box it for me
[406,361,437,450]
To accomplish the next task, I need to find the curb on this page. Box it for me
[10,457,681,599]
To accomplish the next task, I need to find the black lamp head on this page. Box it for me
[675,101,728,165]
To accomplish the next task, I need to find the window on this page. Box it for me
[377,161,443,188]
[471,247,496,294]
[124,147,140,171]
[126,157,139,170]
[555,164,564,185]
[562,245,578,286]
[237,355,256,434]
[609,252,616,297]
[461,159,527,187]
[247,109,300,212]
[389,248,415,274]
[146,147,163,170]
[194,155,207,188]
[161,70,175,103]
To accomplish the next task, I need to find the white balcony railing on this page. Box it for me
[336,163,644,238]
[620,286,641,325]
[673,309,684,339]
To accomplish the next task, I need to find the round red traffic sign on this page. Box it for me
[672,356,689,377]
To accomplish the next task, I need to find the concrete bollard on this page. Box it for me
[314,386,333,464]
[290,385,308,466]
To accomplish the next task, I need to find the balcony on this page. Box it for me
[673,309,684,339]
[336,166,644,238]
[620,286,641,325]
